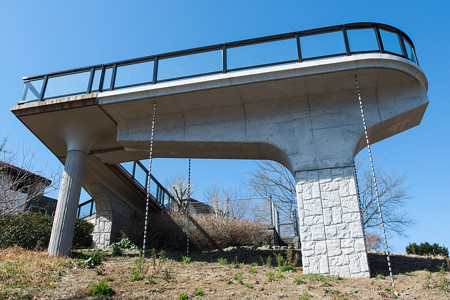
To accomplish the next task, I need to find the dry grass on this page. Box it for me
[0,247,74,298]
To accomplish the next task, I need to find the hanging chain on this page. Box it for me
[354,74,394,287]
[186,158,191,257]
[142,101,157,260]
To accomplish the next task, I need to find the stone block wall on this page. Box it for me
[296,166,370,278]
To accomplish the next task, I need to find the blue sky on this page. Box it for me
[1,0,449,253]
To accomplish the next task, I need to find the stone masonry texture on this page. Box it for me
[296,166,370,278]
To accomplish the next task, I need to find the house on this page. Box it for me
[0,161,56,216]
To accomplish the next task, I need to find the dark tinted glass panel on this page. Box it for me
[301,31,346,59]
[347,28,379,52]
[227,38,297,70]
[157,50,221,81]
[44,71,90,99]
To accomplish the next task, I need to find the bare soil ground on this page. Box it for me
[1,247,449,299]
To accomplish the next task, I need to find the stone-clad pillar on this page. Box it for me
[296,166,370,278]
[48,150,87,256]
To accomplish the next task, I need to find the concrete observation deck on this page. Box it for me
[12,23,428,278]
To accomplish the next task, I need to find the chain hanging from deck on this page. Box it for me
[186,158,191,257]
[354,74,394,287]
[142,101,157,259]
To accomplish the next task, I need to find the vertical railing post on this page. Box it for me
[222,45,227,73]
[398,31,408,58]
[152,57,159,84]
[342,26,351,55]
[295,33,303,62]
[98,66,106,92]
[110,64,117,90]
[39,76,48,101]
[374,24,384,53]
[87,67,95,93]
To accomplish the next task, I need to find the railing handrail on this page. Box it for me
[22,22,416,81]
[19,22,418,104]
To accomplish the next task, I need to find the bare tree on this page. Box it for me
[0,136,58,217]
[166,173,192,211]
[248,160,297,236]
[248,160,413,238]
[358,167,413,237]
[365,232,382,251]
[203,185,250,220]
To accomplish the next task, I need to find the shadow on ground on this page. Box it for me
[368,252,449,276]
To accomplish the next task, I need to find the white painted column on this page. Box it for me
[296,166,370,278]
[48,150,87,256]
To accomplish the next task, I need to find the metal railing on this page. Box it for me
[118,160,175,210]
[77,199,95,218]
[19,22,418,104]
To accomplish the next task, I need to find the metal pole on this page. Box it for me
[142,101,157,259]
[354,74,394,287]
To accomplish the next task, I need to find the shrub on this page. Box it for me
[111,243,123,256]
[406,242,449,257]
[84,253,102,268]
[89,279,115,296]
[0,213,94,250]
[72,218,94,248]
[146,211,269,250]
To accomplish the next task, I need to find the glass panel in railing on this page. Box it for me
[347,28,379,52]
[134,165,148,189]
[44,71,91,99]
[380,29,402,55]
[403,38,417,63]
[149,177,158,198]
[227,38,297,70]
[20,79,44,102]
[78,201,95,218]
[115,60,154,88]
[157,50,221,81]
[119,161,134,176]
[300,31,346,59]
[102,67,113,90]
[90,68,103,92]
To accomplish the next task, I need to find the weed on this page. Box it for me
[148,277,156,284]
[118,235,138,249]
[182,256,191,264]
[293,275,305,285]
[84,253,101,268]
[131,271,144,282]
[89,279,115,296]
[234,273,243,284]
[298,290,310,300]
[326,289,351,299]
[385,287,392,291]
[178,291,189,300]
[194,288,204,296]
[274,252,284,267]
[243,282,253,289]
[304,273,330,286]
[424,271,432,289]
[439,263,450,294]
[276,270,284,279]
[265,255,273,267]
[248,267,257,274]
[251,262,258,267]
[278,265,295,272]
[266,271,275,282]
[376,274,385,280]
[162,268,171,280]
[150,249,166,277]
[96,267,105,276]
[218,258,228,265]
[111,243,123,256]
[286,247,300,267]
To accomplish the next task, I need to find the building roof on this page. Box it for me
[0,161,51,189]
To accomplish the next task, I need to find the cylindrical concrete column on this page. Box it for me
[48,150,87,256]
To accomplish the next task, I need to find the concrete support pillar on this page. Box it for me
[296,166,370,278]
[48,150,87,256]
